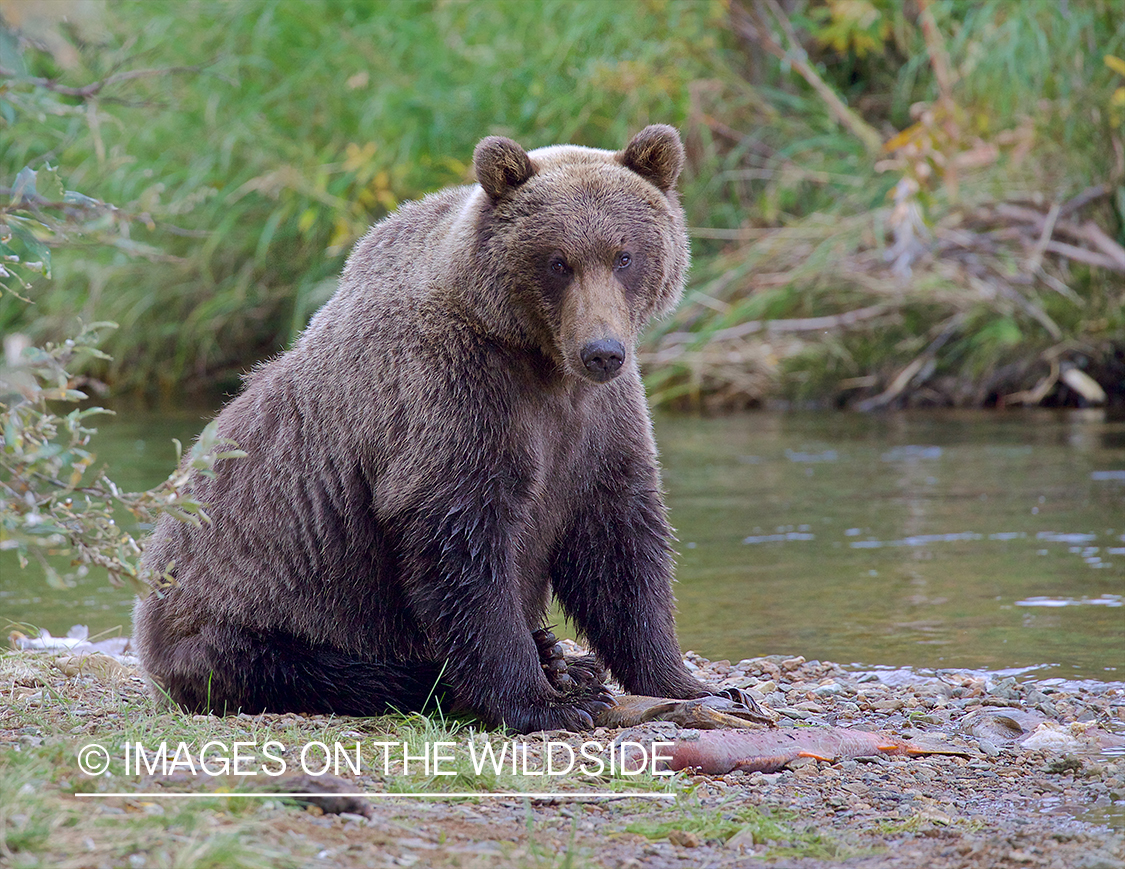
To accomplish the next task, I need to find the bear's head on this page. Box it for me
[472,125,689,384]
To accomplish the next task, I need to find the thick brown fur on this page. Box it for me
[133,125,712,733]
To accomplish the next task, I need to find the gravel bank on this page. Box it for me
[3,646,1123,868]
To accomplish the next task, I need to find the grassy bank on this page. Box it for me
[0,650,813,869]
[645,0,1125,410]
[4,648,1123,868]
[2,0,1122,408]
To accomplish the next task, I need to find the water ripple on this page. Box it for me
[1036,531,1098,544]
[880,445,944,462]
[785,449,838,463]
[1016,595,1123,608]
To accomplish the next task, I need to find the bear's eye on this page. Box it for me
[614,252,632,270]
[549,257,571,276]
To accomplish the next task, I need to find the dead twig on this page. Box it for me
[1080,221,1125,270]
[1043,240,1124,272]
[1002,355,1060,406]
[955,194,1124,273]
[1026,202,1059,272]
[1057,184,1110,219]
[659,304,890,348]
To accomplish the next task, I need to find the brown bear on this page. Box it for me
[133,124,719,733]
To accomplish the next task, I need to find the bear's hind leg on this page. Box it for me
[150,623,446,717]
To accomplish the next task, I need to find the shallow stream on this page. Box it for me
[3,407,1122,680]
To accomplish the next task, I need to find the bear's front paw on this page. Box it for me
[503,689,616,734]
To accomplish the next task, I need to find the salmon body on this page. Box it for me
[662,727,966,774]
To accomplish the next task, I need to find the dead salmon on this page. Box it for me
[594,692,776,729]
[656,727,971,774]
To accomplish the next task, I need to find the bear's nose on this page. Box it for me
[580,338,626,381]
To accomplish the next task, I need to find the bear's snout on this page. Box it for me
[580,338,626,382]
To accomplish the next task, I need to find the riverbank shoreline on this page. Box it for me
[3,643,1123,868]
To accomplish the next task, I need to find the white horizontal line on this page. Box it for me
[74,791,674,801]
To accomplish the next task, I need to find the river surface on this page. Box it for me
[2,407,1122,680]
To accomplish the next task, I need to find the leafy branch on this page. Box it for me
[0,63,212,100]
[0,324,245,591]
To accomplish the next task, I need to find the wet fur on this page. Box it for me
[133,125,707,732]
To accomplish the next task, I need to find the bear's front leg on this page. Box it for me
[550,480,709,701]
[396,501,614,733]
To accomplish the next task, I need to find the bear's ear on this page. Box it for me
[474,136,535,200]
[619,125,684,192]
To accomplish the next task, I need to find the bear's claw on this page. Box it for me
[532,627,608,695]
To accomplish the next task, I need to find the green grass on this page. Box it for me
[1,744,306,869]
[625,794,844,859]
[1,0,727,397]
[2,0,1122,408]
[0,650,687,866]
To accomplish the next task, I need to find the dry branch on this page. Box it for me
[659,304,891,348]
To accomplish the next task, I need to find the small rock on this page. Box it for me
[725,827,757,853]
[1076,856,1125,869]
[1023,723,1080,753]
[53,654,125,679]
[789,756,818,772]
